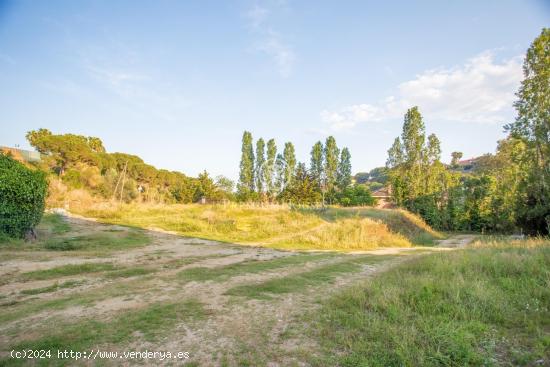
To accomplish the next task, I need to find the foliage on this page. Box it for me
[255,138,265,194]
[25,129,223,204]
[336,184,375,207]
[507,28,550,235]
[0,153,47,238]
[313,241,550,366]
[280,163,321,204]
[237,131,255,199]
[336,147,352,191]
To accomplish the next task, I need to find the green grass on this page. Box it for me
[103,267,156,278]
[225,255,396,299]
[2,299,205,366]
[177,253,336,283]
[38,213,71,234]
[20,263,116,281]
[42,230,150,251]
[20,280,83,295]
[311,241,550,366]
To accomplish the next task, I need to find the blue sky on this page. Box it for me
[0,0,548,180]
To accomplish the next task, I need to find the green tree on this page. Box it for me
[323,136,339,195]
[274,153,286,195]
[0,154,47,238]
[310,141,324,186]
[255,138,266,194]
[507,28,550,235]
[283,142,296,187]
[237,131,255,199]
[281,163,320,205]
[336,147,352,191]
[386,137,404,168]
[265,139,277,198]
[451,151,463,168]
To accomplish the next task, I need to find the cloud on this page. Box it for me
[257,30,295,78]
[244,3,295,78]
[245,4,269,28]
[85,63,190,122]
[321,52,523,130]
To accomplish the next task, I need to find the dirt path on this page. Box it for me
[436,234,477,248]
[0,216,476,366]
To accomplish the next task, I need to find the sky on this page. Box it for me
[0,0,548,180]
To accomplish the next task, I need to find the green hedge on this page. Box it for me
[0,154,47,238]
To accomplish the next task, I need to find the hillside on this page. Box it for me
[70,204,443,251]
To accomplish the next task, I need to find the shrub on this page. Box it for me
[0,153,48,238]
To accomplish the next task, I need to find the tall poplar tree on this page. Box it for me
[283,142,296,187]
[386,137,404,168]
[310,141,324,187]
[265,139,277,198]
[336,147,352,191]
[324,136,339,194]
[237,131,255,197]
[255,138,265,194]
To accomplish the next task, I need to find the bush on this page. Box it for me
[337,184,376,207]
[0,154,48,238]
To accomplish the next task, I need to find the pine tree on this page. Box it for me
[283,142,296,187]
[310,141,324,186]
[255,138,265,194]
[323,136,339,194]
[265,139,277,198]
[237,131,255,198]
[336,147,352,191]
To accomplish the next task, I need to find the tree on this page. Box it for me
[310,141,324,186]
[283,142,296,187]
[255,138,266,194]
[323,136,339,195]
[386,137,404,168]
[194,171,219,202]
[426,134,441,164]
[265,139,277,198]
[336,147,352,191]
[280,163,320,205]
[87,137,106,153]
[216,175,235,199]
[274,153,286,195]
[507,28,550,235]
[0,154,47,238]
[451,151,463,168]
[237,131,255,198]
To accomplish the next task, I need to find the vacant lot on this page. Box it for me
[0,213,432,366]
[1,213,547,366]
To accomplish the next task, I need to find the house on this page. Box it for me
[0,146,41,163]
[371,186,393,208]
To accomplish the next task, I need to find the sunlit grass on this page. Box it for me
[71,203,441,251]
[311,240,550,366]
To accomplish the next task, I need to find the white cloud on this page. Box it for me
[257,30,295,78]
[321,52,523,131]
[245,4,269,28]
[244,3,295,78]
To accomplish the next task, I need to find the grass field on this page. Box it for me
[310,239,550,366]
[71,203,443,250]
[0,211,547,366]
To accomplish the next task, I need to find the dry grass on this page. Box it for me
[68,202,440,251]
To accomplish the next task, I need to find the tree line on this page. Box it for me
[386,28,549,235]
[25,129,234,203]
[237,132,373,206]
